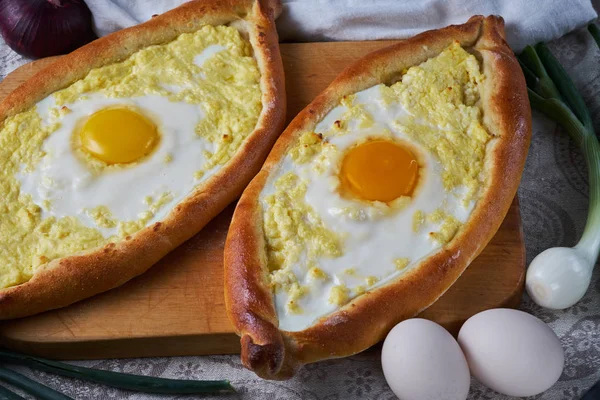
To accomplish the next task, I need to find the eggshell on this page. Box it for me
[458,308,564,397]
[381,319,470,400]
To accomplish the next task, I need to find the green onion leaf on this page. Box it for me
[0,385,26,400]
[535,43,594,131]
[526,89,587,147]
[518,58,539,89]
[0,350,234,394]
[0,367,72,400]
[588,24,600,50]
[519,45,546,77]
[518,46,563,100]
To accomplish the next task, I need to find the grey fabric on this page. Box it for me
[2,14,600,400]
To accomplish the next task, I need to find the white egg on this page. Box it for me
[381,319,470,400]
[457,308,564,397]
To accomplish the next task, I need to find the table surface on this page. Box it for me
[1,21,600,400]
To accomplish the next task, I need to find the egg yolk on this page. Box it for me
[79,108,159,164]
[340,140,419,202]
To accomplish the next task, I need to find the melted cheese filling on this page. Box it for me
[0,25,262,289]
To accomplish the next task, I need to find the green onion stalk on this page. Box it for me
[0,349,234,395]
[0,382,27,400]
[0,367,72,400]
[519,40,600,309]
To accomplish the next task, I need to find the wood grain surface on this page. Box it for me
[0,40,526,359]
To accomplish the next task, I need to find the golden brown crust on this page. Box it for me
[0,0,286,320]
[224,15,531,379]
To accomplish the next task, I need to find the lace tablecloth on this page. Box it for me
[2,18,600,400]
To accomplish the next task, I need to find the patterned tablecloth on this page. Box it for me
[2,17,600,400]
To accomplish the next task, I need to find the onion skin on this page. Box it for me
[0,0,97,59]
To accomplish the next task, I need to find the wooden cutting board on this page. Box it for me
[0,40,525,359]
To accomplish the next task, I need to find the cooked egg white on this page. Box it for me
[19,94,211,237]
[261,42,489,331]
[0,24,262,288]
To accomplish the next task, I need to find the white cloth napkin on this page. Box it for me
[85,0,598,51]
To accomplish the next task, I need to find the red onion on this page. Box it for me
[0,0,97,59]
